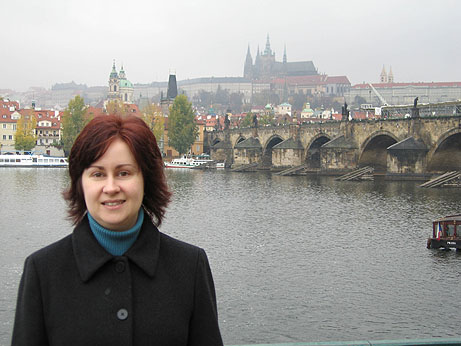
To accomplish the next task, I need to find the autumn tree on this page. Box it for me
[168,95,198,155]
[241,112,253,128]
[61,95,89,156]
[105,99,130,117]
[15,111,37,151]
[259,113,275,126]
[142,103,165,148]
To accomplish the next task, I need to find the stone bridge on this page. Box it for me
[207,116,461,178]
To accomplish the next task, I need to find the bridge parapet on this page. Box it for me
[208,116,461,176]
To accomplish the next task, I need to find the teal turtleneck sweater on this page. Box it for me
[87,208,144,256]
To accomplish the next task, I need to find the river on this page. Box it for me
[0,168,460,345]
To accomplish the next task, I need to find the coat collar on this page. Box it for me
[72,215,160,282]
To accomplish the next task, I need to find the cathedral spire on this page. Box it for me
[283,44,287,63]
[264,33,272,55]
[244,44,253,79]
[245,44,252,62]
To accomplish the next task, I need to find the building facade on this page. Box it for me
[346,82,461,106]
[0,99,20,151]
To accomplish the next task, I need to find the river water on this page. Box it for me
[0,168,460,345]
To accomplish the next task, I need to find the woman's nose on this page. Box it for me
[102,176,120,194]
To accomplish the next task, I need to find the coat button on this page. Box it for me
[115,261,125,273]
[117,308,128,320]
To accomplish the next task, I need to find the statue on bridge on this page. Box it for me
[224,114,230,130]
[412,97,420,118]
[341,101,350,121]
[252,113,258,128]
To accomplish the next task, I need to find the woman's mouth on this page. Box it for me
[103,200,124,206]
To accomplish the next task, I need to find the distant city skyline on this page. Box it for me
[2,0,460,92]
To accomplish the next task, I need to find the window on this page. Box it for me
[8,135,12,140]
[447,224,455,237]
[2,124,6,129]
[2,135,6,140]
[2,115,6,118]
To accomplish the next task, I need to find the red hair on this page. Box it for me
[63,114,171,226]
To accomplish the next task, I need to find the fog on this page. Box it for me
[2,0,460,91]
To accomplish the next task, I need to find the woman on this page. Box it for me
[12,115,223,345]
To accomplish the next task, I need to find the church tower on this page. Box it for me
[380,65,388,83]
[108,61,134,103]
[259,34,275,80]
[244,44,253,80]
[264,34,273,56]
[387,66,394,83]
[108,60,119,99]
[118,64,134,103]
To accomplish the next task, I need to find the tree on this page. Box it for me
[15,111,37,151]
[241,112,253,128]
[259,113,275,126]
[106,99,129,117]
[142,103,165,146]
[168,95,198,155]
[61,95,89,156]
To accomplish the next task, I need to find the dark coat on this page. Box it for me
[12,216,223,346]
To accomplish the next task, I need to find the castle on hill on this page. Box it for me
[244,34,318,81]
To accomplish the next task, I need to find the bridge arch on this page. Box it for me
[305,133,331,168]
[234,136,246,147]
[261,135,284,168]
[427,128,461,172]
[358,131,399,173]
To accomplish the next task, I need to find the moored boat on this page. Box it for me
[0,153,68,167]
[427,214,461,250]
[164,155,224,169]
[164,155,213,169]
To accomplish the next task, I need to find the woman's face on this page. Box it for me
[81,138,144,231]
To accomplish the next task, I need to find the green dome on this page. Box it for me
[302,102,313,113]
[119,79,133,88]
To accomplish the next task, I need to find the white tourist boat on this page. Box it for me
[164,155,212,168]
[0,153,68,167]
[164,155,225,169]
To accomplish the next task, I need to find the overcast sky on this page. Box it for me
[2,0,460,91]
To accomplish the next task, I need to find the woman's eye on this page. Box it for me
[119,171,130,177]
[91,172,103,178]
